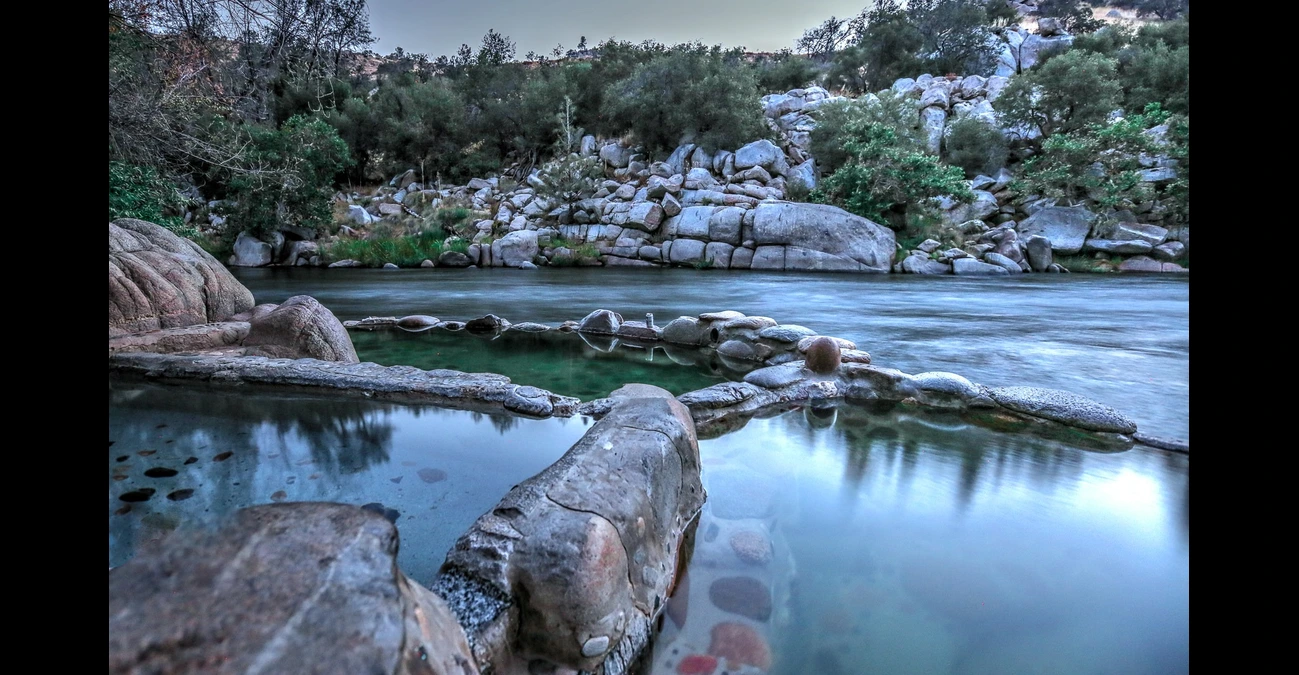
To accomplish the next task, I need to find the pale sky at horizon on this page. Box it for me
[366,0,873,59]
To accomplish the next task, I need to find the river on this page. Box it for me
[234,268,1189,439]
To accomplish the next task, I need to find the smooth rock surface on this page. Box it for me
[989,386,1138,433]
[109,503,478,675]
[109,219,255,337]
[242,295,359,363]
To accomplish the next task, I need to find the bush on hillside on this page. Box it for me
[1014,103,1185,218]
[755,50,820,92]
[109,161,192,235]
[810,92,924,173]
[944,117,1010,177]
[812,121,971,227]
[212,115,352,239]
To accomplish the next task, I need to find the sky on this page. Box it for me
[366,0,873,59]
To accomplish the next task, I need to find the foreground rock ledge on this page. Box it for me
[109,351,579,418]
[434,384,704,675]
[108,502,478,675]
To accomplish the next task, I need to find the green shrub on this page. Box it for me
[1014,103,1180,216]
[421,206,477,238]
[534,154,603,204]
[810,92,923,174]
[812,122,971,227]
[755,50,819,92]
[109,161,195,237]
[944,117,1009,177]
[213,115,352,239]
[322,232,446,268]
[1037,0,1104,34]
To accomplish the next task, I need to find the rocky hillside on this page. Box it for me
[214,18,1185,276]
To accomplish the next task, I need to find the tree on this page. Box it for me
[1015,103,1181,217]
[827,0,924,93]
[996,50,1123,138]
[601,44,770,154]
[1037,0,1104,34]
[796,14,864,59]
[908,0,1000,75]
[1138,0,1189,20]
[213,115,352,238]
[754,49,819,92]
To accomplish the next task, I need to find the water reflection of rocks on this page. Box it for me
[109,384,398,568]
[647,400,1189,675]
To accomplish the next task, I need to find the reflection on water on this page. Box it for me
[650,404,1188,675]
[108,382,592,583]
[234,267,1189,438]
[349,328,742,400]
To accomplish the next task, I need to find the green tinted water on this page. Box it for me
[348,328,738,400]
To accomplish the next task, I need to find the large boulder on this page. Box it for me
[1018,34,1075,71]
[1025,235,1053,272]
[228,231,273,267]
[109,503,478,675]
[242,295,359,363]
[1017,206,1097,255]
[599,143,632,168]
[435,386,703,673]
[491,230,540,268]
[109,218,255,338]
[953,258,1010,275]
[734,139,790,176]
[920,106,947,155]
[578,309,622,335]
[749,203,895,273]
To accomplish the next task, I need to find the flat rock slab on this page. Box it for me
[109,502,477,675]
[1133,432,1189,453]
[108,322,249,355]
[989,386,1138,434]
[109,352,579,418]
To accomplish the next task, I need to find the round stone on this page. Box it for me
[803,336,842,374]
[708,576,772,622]
[729,531,772,565]
[581,635,610,657]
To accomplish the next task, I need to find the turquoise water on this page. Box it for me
[349,327,739,400]
[649,404,1188,675]
[108,381,592,584]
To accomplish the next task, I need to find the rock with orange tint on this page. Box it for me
[676,654,719,675]
[435,385,704,673]
[708,622,772,670]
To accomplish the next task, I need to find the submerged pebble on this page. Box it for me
[119,488,156,503]
[417,468,447,483]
